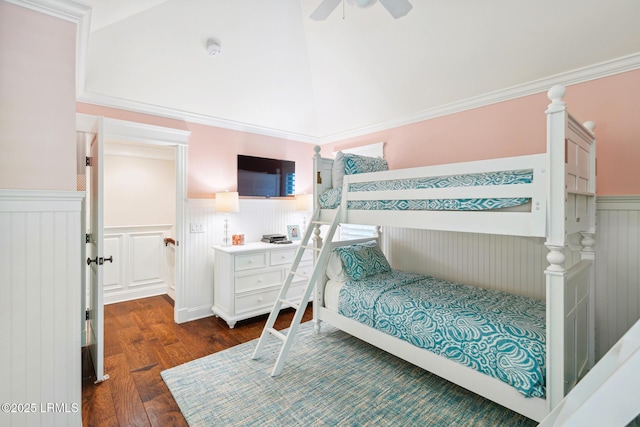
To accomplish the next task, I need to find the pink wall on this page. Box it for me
[322,69,640,196]
[0,2,77,191]
[76,103,315,198]
[80,71,640,198]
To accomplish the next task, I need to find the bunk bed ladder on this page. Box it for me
[252,206,341,376]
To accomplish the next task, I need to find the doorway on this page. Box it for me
[77,113,189,382]
[102,139,177,304]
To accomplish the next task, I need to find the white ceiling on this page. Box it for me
[79,0,640,143]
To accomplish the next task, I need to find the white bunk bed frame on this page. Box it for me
[310,85,597,422]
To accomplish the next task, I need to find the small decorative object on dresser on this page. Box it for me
[287,224,301,241]
[232,233,244,245]
[212,242,313,328]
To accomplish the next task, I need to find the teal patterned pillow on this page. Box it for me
[343,153,388,176]
[334,241,391,281]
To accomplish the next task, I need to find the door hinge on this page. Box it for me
[85,233,91,244]
[85,309,90,321]
[86,156,91,167]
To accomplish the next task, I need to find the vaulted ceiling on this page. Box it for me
[79,0,640,143]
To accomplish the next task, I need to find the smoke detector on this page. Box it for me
[206,40,221,56]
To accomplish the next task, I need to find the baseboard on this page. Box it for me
[104,285,167,305]
[176,304,215,324]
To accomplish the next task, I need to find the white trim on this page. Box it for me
[104,140,175,161]
[104,224,173,234]
[77,91,320,144]
[102,118,190,146]
[0,189,85,211]
[5,0,88,22]
[176,304,217,324]
[77,52,640,144]
[596,195,640,210]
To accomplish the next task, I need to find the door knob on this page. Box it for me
[104,256,113,263]
[87,257,98,265]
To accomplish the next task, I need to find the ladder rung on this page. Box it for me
[267,327,286,342]
[279,298,299,310]
[311,220,331,225]
[302,244,321,252]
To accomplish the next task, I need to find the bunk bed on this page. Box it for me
[310,85,597,422]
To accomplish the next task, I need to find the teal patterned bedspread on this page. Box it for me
[319,169,532,210]
[338,270,546,398]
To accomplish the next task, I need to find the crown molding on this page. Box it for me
[76,48,640,145]
[316,52,640,143]
[77,91,321,145]
[6,0,88,22]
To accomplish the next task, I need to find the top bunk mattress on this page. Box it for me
[319,169,533,211]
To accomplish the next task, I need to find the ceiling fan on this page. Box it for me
[310,0,413,21]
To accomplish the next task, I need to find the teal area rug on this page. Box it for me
[161,322,537,426]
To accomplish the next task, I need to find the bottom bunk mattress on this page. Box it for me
[324,270,546,398]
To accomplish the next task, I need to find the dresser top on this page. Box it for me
[212,241,300,254]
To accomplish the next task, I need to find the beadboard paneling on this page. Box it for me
[184,198,306,322]
[383,230,549,300]
[594,196,640,359]
[0,190,83,427]
[382,196,640,360]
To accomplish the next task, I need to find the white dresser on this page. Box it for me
[212,242,313,328]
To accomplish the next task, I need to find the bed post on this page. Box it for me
[545,84,568,412]
[313,145,324,333]
[581,120,597,369]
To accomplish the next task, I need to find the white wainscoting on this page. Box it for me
[382,196,640,361]
[0,190,84,427]
[383,230,549,301]
[104,224,173,304]
[184,198,305,323]
[594,196,640,359]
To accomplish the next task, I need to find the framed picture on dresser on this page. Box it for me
[287,224,300,241]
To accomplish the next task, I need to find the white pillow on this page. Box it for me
[326,251,348,282]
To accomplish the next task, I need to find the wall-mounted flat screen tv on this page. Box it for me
[237,154,295,197]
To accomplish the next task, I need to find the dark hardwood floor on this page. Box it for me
[82,295,312,427]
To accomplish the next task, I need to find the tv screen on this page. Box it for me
[237,155,295,197]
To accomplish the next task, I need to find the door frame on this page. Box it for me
[77,113,190,323]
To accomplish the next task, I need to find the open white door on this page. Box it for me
[87,117,108,383]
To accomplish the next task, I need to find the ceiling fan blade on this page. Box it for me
[378,0,412,19]
[310,0,342,20]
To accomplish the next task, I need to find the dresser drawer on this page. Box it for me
[270,247,314,267]
[292,261,314,285]
[286,283,307,301]
[270,248,297,266]
[235,269,282,293]
[235,288,280,314]
[235,252,267,271]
